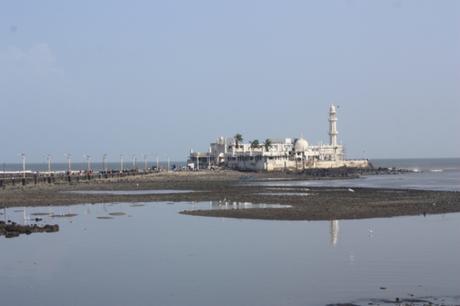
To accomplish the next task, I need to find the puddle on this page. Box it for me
[66,190,193,195]
[258,192,313,196]
[203,201,291,210]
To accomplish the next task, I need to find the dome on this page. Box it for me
[294,138,309,152]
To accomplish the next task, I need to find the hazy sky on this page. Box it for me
[1,0,459,162]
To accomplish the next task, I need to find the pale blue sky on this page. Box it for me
[1,0,459,162]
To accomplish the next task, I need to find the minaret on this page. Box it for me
[328,104,338,146]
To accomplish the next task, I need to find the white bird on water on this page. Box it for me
[348,188,355,192]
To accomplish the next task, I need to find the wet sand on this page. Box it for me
[1,170,459,221]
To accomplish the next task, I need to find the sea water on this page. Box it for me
[1,202,459,306]
[257,158,460,191]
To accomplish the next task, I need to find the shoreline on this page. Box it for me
[1,170,459,221]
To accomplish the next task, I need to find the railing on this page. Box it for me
[0,169,158,189]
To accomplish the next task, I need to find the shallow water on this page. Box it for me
[257,170,460,191]
[208,201,291,209]
[258,192,312,196]
[1,202,459,306]
[256,158,460,192]
[252,158,460,192]
[66,189,193,195]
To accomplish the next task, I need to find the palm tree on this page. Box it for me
[250,139,260,149]
[264,138,272,151]
[234,133,243,148]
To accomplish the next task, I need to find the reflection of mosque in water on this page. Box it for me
[330,220,339,247]
[210,201,290,210]
[208,201,341,246]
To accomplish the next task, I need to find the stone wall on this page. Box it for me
[226,157,369,172]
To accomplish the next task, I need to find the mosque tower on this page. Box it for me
[328,104,338,146]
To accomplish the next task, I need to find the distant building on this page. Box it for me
[188,105,369,171]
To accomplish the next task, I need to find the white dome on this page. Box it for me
[294,138,309,152]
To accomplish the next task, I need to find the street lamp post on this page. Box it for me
[102,154,107,172]
[65,153,72,173]
[20,153,26,179]
[132,155,137,170]
[46,154,52,173]
[143,154,148,172]
[84,155,92,172]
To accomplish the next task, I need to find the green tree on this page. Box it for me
[264,138,272,151]
[234,133,243,148]
[250,139,260,149]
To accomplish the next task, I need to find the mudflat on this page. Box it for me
[0,170,459,221]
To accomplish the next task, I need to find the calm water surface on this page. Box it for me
[1,202,459,306]
[66,189,193,195]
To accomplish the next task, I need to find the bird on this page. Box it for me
[348,188,355,192]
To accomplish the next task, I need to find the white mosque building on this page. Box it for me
[188,105,369,172]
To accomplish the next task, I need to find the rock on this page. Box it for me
[5,231,20,238]
[0,222,59,238]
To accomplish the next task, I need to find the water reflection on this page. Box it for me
[1,202,460,305]
[84,204,91,215]
[206,202,342,247]
[257,192,312,196]
[66,189,193,195]
[23,207,28,225]
[209,201,291,210]
[330,220,339,247]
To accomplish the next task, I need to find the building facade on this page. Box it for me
[188,105,369,171]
